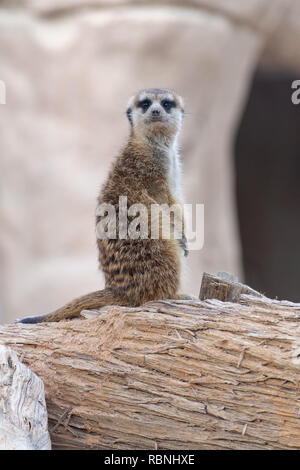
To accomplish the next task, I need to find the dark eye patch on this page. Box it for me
[137,99,152,112]
[161,99,176,112]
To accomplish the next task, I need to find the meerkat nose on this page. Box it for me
[152,109,161,116]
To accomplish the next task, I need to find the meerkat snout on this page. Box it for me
[151,107,161,119]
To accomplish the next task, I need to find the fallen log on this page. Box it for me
[0,274,300,449]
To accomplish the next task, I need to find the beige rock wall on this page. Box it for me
[261,1,300,71]
[0,1,296,323]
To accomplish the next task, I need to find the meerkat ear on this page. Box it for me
[126,107,133,125]
[126,95,135,125]
[178,96,185,119]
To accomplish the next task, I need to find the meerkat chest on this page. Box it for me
[167,149,183,203]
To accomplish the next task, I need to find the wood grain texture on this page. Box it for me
[0,295,300,450]
[0,345,51,449]
[199,271,263,302]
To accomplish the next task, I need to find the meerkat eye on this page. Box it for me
[138,99,152,112]
[161,99,176,112]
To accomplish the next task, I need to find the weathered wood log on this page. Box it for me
[1,288,300,450]
[0,345,51,450]
[200,271,264,302]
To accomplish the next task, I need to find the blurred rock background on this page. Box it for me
[0,0,300,323]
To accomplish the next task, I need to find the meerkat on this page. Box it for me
[19,88,192,324]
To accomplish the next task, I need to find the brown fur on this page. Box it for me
[19,89,190,324]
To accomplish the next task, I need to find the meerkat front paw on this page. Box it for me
[178,233,189,257]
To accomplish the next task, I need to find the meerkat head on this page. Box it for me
[126,88,184,145]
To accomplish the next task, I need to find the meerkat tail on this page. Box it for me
[17,288,123,324]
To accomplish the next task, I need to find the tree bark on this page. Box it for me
[0,286,300,449]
